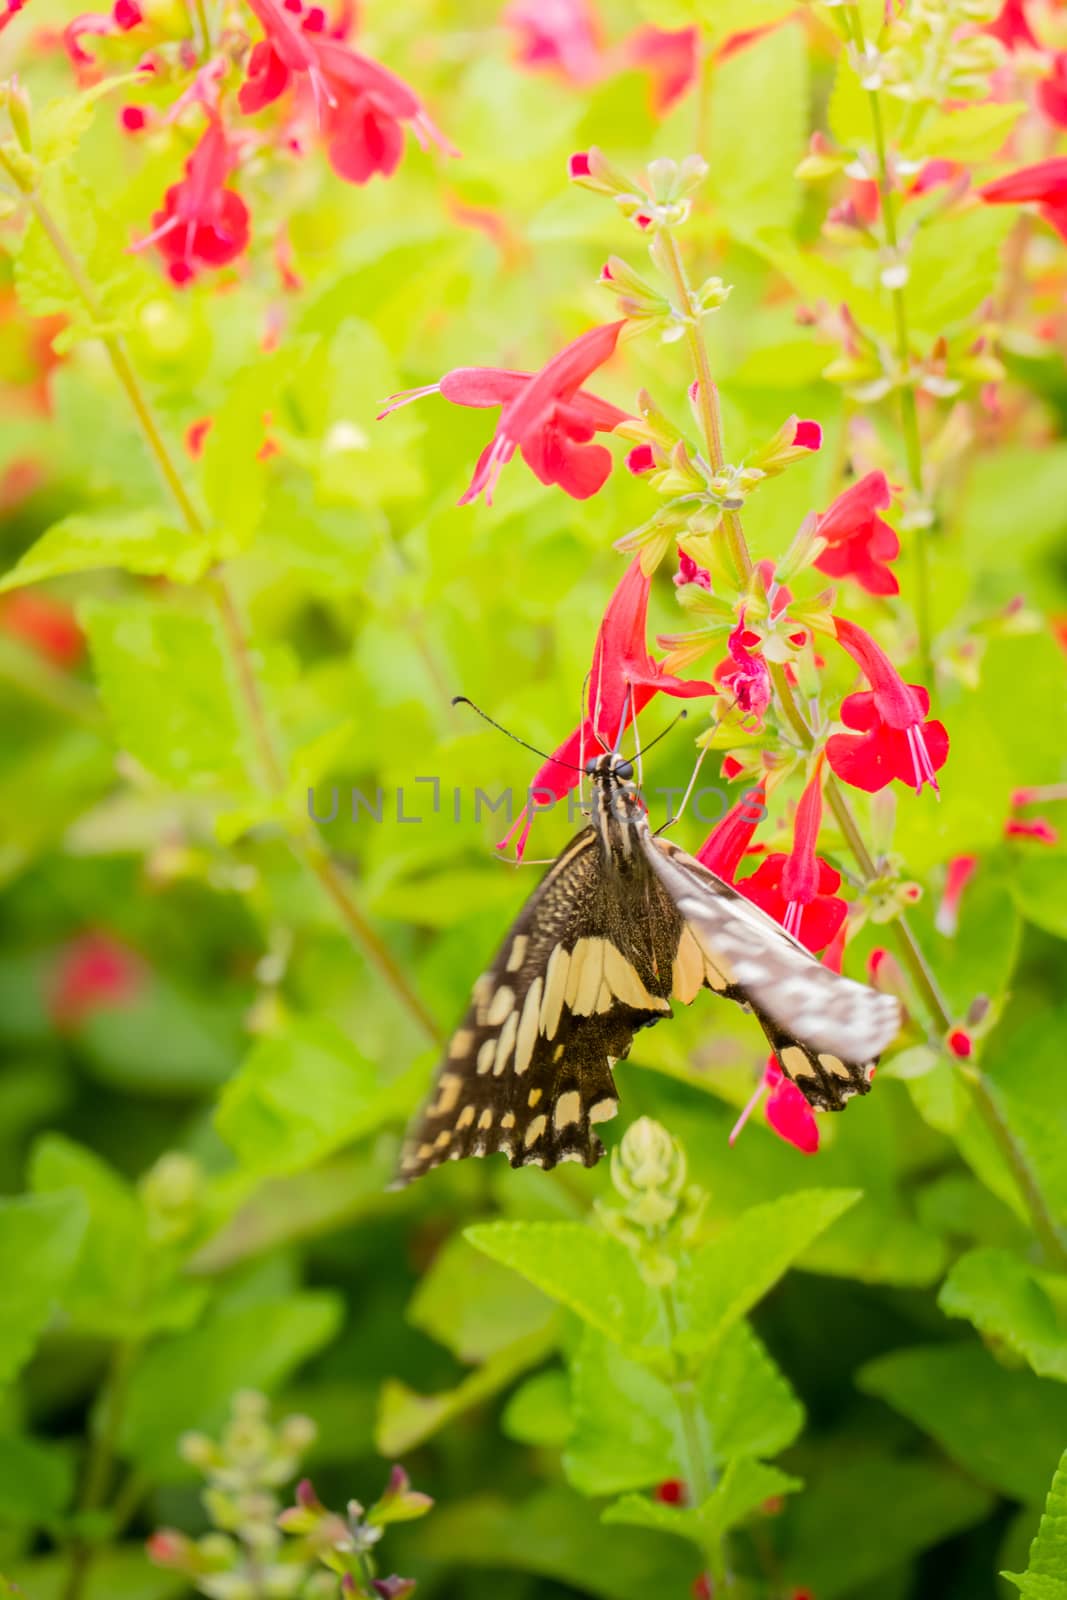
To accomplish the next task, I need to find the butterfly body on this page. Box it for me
[395,753,901,1185]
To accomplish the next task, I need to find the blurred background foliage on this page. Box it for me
[3,0,1067,1596]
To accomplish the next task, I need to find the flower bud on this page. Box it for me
[610,1116,687,1230]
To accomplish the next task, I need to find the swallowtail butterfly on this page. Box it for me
[395,752,901,1184]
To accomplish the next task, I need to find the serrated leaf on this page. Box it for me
[859,1342,1067,1504]
[83,598,254,791]
[200,362,281,555]
[0,1191,87,1385]
[407,1233,556,1364]
[215,1018,418,1178]
[674,1188,860,1359]
[914,102,1026,162]
[0,510,205,594]
[376,1327,556,1455]
[603,1459,801,1549]
[939,1249,1067,1382]
[464,1221,666,1354]
[34,73,147,165]
[15,168,144,328]
[1004,1447,1067,1597]
[564,1321,802,1496]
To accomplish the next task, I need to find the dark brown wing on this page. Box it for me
[394,828,682,1185]
[642,832,902,1111]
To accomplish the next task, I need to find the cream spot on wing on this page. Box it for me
[540,945,569,1038]
[553,1043,565,1062]
[493,1009,519,1076]
[596,979,613,1013]
[417,1142,434,1160]
[472,972,493,1022]
[568,937,606,1016]
[449,1029,474,1059]
[671,924,705,1005]
[514,977,542,1076]
[506,935,528,973]
[527,1087,543,1107]
[525,1113,547,1147]
[487,986,515,1027]
[456,1104,476,1131]
[478,1107,494,1131]
[603,943,669,1011]
[554,1090,581,1129]
[430,1073,462,1116]
[818,1051,852,1080]
[476,1039,497,1075]
[780,1045,811,1079]
[433,1129,451,1150]
[501,1111,516,1130]
[589,1097,618,1124]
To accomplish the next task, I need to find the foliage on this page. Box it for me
[1,0,1067,1598]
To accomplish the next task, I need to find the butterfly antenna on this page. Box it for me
[451,697,585,773]
[641,706,689,758]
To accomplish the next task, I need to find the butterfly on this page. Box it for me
[395,751,902,1184]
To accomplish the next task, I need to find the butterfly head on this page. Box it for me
[584,751,634,784]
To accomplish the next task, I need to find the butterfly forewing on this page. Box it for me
[394,828,677,1185]
[644,833,902,1111]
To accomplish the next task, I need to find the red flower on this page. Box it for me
[1005,817,1059,844]
[120,103,149,133]
[935,853,978,936]
[1038,53,1067,127]
[673,547,711,591]
[765,1061,820,1154]
[1,592,83,667]
[138,114,250,285]
[626,442,656,475]
[737,757,846,952]
[238,0,454,185]
[0,0,26,38]
[826,618,949,795]
[946,1028,973,1059]
[696,782,765,881]
[984,0,1039,49]
[49,932,142,1030]
[380,322,631,505]
[497,558,715,857]
[505,0,603,86]
[814,471,900,596]
[655,1479,686,1504]
[716,614,771,725]
[63,0,142,70]
[981,159,1067,243]
[625,25,698,115]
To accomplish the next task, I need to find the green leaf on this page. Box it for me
[982,1008,1067,1231]
[908,207,1014,333]
[0,1434,74,1527]
[200,363,281,555]
[9,1546,188,1600]
[15,168,144,330]
[215,1018,417,1178]
[939,1249,1067,1382]
[603,1459,801,1548]
[0,510,206,594]
[674,1188,861,1358]
[34,73,149,165]
[914,102,1027,162]
[407,1233,556,1364]
[120,1291,342,1477]
[859,1342,1067,1503]
[1012,850,1067,941]
[564,1321,802,1496]
[502,1368,572,1448]
[83,598,254,791]
[0,1190,87,1386]
[1004,1447,1067,1597]
[376,1327,556,1455]
[464,1221,666,1354]
[709,22,809,236]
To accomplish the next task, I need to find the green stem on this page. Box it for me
[62,1342,138,1600]
[190,0,211,55]
[662,1284,727,1591]
[844,7,932,683]
[0,153,442,1047]
[657,227,752,586]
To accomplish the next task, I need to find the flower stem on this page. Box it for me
[662,1283,728,1592]
[658,227,752,586]
[0,153,442,1047]
[843,6,933,684]
[62,1341,138,1600]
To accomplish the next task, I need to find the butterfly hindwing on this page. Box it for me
[644,834,902,1111]
[395,829,679,1184]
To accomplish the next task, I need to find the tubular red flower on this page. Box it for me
[673,548,711,590]
[625,25,698,114]
[814,472,900,596]
[64,0,143,69]
[505,0,603,85]
[936,853,978,936]
[827,617,948,795]
[715,614,771,725]
[981,159,1067,242]
[765,1064,820,1154]
[49,932,142,1030]
[1038,53,1067,127]
[696,782,766,882]
[739,851,847,954]
[1005,817,1059,844]
[138,114,250,284]
[380,323,631,506]
[1,592,83,666]
[984,0,1039,49]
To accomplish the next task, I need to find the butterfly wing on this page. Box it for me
[643,833,902,1111]
[394,829,678,1185]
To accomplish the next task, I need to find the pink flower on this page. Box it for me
[1038,53,1067,127]
[984,0,1039,49]
[981,159,1067,243]
[673,547,711,590]
[49,932,142,1030]
[625,25,698,115]
[63,0,142,69]
[814,471,900,596]
[498,558,715,857]
[696,782,766,881]
[0,0,27,38]
[505,0,603,86]
[715,615,771,725]
[827,618,949,795]
[380,321,631,505]
[935,854,978,936]
[138,113,250,285]
[238,0,454,185]
[1005,817,1059,844]
[626,442,656,475]
[909,159,964,196]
